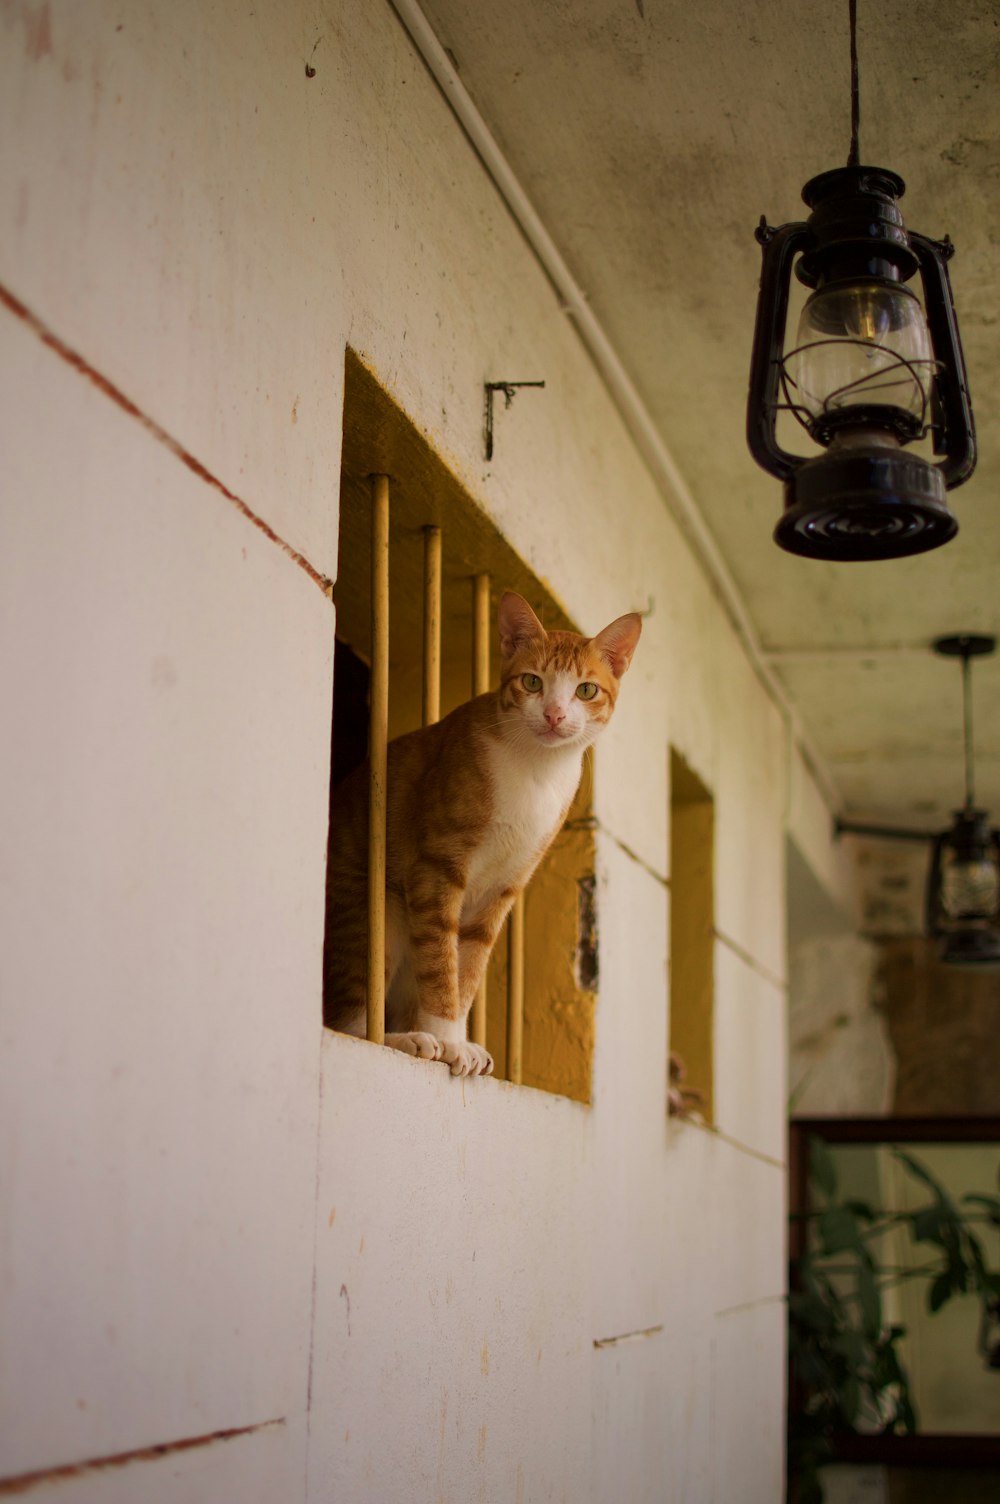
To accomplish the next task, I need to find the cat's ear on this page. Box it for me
[498,591,547,659]
[591,613,642,677]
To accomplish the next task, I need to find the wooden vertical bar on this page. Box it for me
[470,573,491,1048]
[422,526,442,726]
[367,474,390,1046]
[472,572,491,700]
[507,892,525,1084]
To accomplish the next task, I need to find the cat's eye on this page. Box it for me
[521,673,543,693]
[576,682,599,700]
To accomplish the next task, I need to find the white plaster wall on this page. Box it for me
[788,933,895,1115]
[1,311,328,1481]
[0,0,830,1497]
[309,1038,594,1504]
[786,837,895,1116]
[787,741,859,924]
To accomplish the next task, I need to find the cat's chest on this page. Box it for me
[465,743,581,899]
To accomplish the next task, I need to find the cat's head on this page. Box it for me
[497,591,642,752]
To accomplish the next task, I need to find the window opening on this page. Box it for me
[324,351,598,1101]
[669,748,715,1121]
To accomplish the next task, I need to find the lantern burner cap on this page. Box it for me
[801,165,907,210]
[796,164,919,288]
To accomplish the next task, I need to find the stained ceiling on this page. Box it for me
[408,0,1000,833]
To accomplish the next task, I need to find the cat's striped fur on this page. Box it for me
[323,591,641,1076]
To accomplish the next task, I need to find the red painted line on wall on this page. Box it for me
[0,280,334,600]
[0,1420,286,1496]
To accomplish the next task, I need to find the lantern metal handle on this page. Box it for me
[746,220,811,483]
[910,231,977,488]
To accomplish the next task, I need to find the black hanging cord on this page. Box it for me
[847,0,860,167]
[962,650,976,810]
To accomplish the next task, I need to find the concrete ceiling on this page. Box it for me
[414,0,1000,831]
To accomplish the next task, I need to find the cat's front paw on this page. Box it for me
[439,1040,494,1078]
[385,1031,445,1062]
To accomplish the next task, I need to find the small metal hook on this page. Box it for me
[484,380,546,461]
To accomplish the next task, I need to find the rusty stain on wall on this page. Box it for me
[0,1419,285,1497]
[5,0,54,63]
[593,1323,664,1349]
[0,281,333,599]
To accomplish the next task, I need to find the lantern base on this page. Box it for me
[774,445,958,561]
[939,926,1000,969]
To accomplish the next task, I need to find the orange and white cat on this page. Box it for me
[324,590,641,1076]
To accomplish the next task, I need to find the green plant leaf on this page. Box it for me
[894,1147,941,1189]
[831,1329,868,1368]
[809,1136,838,1201]
[797,1260,847,1322]
[912,1206,944,1244]
[928,1270,953,1312]
[895,1149,959,1215]
[857,1258,882,1338]
[965,1228,987,1281]
[841,1373,861,1426]
[898,1390,918,1434]
[796,1348,837,1390]
[963,1193,1000,1225]
[819,1205,861,1256]
[872,1340,903,1390]
[788,1290,837,1335]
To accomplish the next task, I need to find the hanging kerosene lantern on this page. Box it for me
[746,3,976,560]
[836,633,1000,966]
[926,635,1000,967]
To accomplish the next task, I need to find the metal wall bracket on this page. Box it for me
[484,380,545,461]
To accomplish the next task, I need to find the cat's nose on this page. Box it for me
[543,704,565,727]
